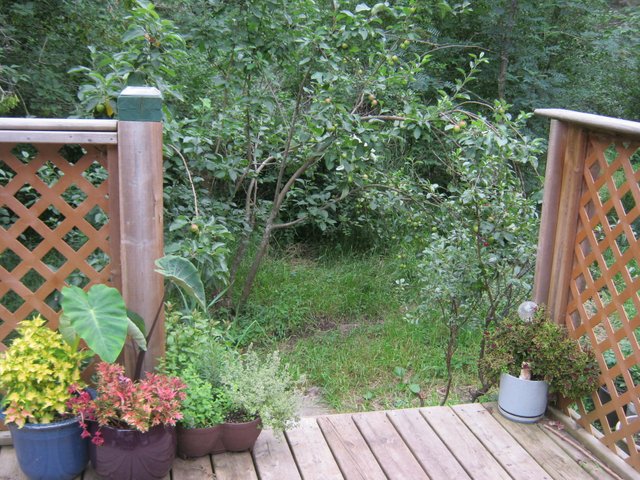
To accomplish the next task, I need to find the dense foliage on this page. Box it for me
[2,0,636,402]
[480,310,600,399]
[0,317,89,426]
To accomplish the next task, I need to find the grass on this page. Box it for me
[234,245,482,412]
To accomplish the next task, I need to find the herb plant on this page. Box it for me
[178,366,231,429]
[220,349,304,432]
[0,316,90,426]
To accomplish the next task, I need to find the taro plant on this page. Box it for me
[59,284,146,364]
[0,316,91,426]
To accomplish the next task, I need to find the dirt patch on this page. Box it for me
[299,386,334,417]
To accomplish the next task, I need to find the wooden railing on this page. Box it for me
[534,109,640,470]
[0,87,165,374]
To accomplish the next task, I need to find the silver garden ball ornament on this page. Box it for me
[517,301,538,322]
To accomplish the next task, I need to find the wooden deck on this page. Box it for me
[0,403,630,479]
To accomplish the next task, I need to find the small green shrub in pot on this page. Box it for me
[179,366,231,429]
[480,307,600,400]
[220,349,304,432]
[0,316,93,480]
[0,316,90,426]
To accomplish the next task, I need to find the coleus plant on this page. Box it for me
[68,362,186,445]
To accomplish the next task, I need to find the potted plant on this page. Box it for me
[219,349,304,451]
[68,362,186,480]
[175,366,231,458]
[0,316,92,480]
[480,304,600,423]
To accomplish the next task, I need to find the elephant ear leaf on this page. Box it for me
[126,309,147,352]
[155,255,206,310]
[60,285,129,363]
[58,313,75,345]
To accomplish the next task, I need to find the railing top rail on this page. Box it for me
[535,109,640,138]
[0,118,117,132]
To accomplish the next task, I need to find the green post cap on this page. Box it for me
[117,86,162,122]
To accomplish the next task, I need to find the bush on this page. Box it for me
[480,308,600,400]
[220,349,304,432]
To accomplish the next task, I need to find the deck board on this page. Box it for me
[286,416,344,479]
[537,419,619,480]
[421,405,512,480]
[489,404,595,480]
[318,414,387,480]
[212,452,258,480]
[252,429,301,480]
[0,446,27,480]
[171,456,214,480]
[352,411,429,480]
[387,408,472,480]
[453,403,553,480]
[0,403,623,480]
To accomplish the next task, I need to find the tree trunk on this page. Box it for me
[236,221,273,312]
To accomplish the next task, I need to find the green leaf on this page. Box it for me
[122,26,147,43]
[355,3,371,12]
[58,313,75,345]
[393,366,406,378]
[155,255,206,310]
[60,285,130,363]
[408,383,421,394]
[126,309,147,351]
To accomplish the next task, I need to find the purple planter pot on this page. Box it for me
[176,424,224,458]
[89,423,176,480]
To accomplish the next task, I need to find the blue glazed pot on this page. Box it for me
[7,416,89,480]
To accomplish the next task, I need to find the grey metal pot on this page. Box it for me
[498,372,548,423]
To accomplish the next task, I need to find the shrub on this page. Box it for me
[179,366,231,429]
[221,349,304,432]
[480,308,600,400]
[0,316,89,426]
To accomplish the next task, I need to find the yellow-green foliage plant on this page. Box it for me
[0,316,90,427]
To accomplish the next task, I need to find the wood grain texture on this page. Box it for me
[213,452,258,480]
[285,417,343,480]
[535,109,640,139]
[0,131,117,144]
[547,124,588,323]
[453,403,552,480]
[317,414,386,480]
[534,118,568,305]
[351,411,428,480]
[0,118,117,131]
[252,429,301,480]
[387,408,471,480]
[489,405,594,480]
[171,456,214,480]
[538,420,619,480]
[116,120,164,374]
[421,406,511,480]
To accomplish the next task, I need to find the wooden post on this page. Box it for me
[533,119,567,306]
[546,125,588,323]
[116,86,164,375]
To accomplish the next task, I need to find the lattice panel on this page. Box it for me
[0,143,112,348]
[566,134,640,466]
